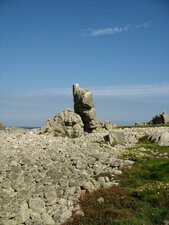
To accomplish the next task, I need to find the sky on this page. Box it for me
[0,0,169,127]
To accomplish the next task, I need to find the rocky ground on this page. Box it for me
[0,126,169,225]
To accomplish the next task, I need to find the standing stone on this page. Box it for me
[73,84,98,132]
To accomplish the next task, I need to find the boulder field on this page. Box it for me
[0,126,169,225]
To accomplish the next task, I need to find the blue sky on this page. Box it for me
[0,0,169,126]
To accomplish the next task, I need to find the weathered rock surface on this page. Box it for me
[105,130,125,145]
[148,112,169,124]
[39,109,84,138]
[73,84,98,132]
[0,126,169,225]
[149,131,169,146]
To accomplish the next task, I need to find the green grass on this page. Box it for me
[136,135,169,154]
[63,140,169,225]
[118,123,169,128]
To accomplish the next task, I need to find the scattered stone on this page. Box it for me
[41,211,55,225]
[82,181,94,191]
[112,169,122,176]
[97,197,104,204]
[20,202,30,223]
[28,198,45,214]
[1,124,169,225]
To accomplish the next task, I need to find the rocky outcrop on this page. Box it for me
[0,121,5,130]
[73,84,98,132]
[149,131,169,146]
[105,130,125,145]
[148,112,169,125]
[39,109,84,138]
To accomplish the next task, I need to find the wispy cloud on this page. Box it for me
[92,84,169,97]
[83,22,150,37]
[1,83,169,101]
[1,83,169,126]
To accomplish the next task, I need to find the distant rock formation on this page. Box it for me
[39,109,84,138]
[0,121,5,130]
[148,112,169,125]
[73,84,98,132]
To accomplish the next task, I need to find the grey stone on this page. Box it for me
[40,109,84,138]
[41,212,55,225]
[20,202,30,223]
[97,197,104,203]
[82,181,94,191]
[73,84,98,132]
[44,186,57,205]
[97,177,105,187]
[158,132,169,146]
[59,209,72,224]
[105,130,125,145]
[149,132,169,146]
[112,169,122,175]
[28,198,45,214]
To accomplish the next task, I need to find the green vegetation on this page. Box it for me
[122,148,152,162]
[63,137,169,225]
[136,135,169,154]
[118,123,169,128]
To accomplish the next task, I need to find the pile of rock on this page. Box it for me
[1,125,169,224]
[40,84,101,137]
[73,84,99,132]
[0,127,133,225]
[148,112,169,125]
[39,109,84,138]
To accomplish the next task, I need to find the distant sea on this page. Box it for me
[20,127,40,130]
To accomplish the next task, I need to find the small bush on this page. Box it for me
[122,149,151,162]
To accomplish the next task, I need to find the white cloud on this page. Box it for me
[1,83,169,101]
[91,84,169,97]
[1,83,169,127]
[89,27,124,37]
[86,22,150,37]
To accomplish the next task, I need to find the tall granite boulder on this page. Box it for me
[0,121,5,130]
[39,109,84,138]
[148,112,169,125]
[73,84,98,132]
